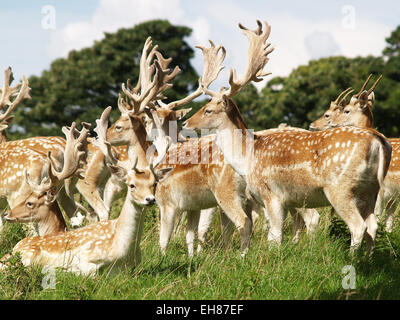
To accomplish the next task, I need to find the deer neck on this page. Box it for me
[361,106,374,128]
[111,195,144,259]
[215,99,254,177]
[0,132,8,144]
[37,203,67,236]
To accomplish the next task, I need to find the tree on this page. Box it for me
[11,20,199,138]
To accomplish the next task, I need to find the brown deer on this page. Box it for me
[183,20,392,252]
[0,109,173,276]
[310,75,400,232]
[2,123,89,236]
[0,67,93,231]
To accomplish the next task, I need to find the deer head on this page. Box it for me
[311,75,382,130]
[4,123,89,224]
[93,107,173,206]
[183,20,274,132]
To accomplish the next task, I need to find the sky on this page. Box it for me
[0,0,399,91]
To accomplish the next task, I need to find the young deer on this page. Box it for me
[183,20,392,252]
[2,123,89,236]
[311,75,400,232]
[0,111,173,276]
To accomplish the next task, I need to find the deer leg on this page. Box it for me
[324,188,367,251]
[159,205,178,255]
[214,189,252,257]
[186,210,200,258]
[289,208,304,243]
[76,178,109,221]
[383,198,398,233]
[197,207,217,253]
[219,210,235,247]
[264,197,287,246]
[299,208,320,235]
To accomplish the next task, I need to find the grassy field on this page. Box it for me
[1,200,400,300]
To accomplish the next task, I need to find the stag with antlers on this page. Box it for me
[1,122,89,236]
[310,75,400,232]
[0,110,173,276]
[183,20,392,252]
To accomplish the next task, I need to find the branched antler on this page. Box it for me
[0,67,31,124]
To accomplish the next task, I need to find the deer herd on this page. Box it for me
[0,20,395,276]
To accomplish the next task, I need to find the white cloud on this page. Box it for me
[46,0,393,92]
[47,0,185,60]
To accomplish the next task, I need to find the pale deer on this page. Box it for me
[1,123,89,236]
[0,67,92,232]
[311,75,400,232]
[0,110,173,276]
[183,20,392,252]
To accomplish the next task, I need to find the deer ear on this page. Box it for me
[107,164,127,182]
[358,90,369,109]
[368,92,375,104]
[154,167,173,182]
[221,95,231,112]
[175,108,192,120]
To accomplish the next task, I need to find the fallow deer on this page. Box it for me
[0,110,173,276]
[1,122,89,237]
[310,75,400,232]
[183,20,392,252]
[0,67,92,231]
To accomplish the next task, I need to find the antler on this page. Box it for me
[0,67,31,124]
[353,74,372,98]
[24,123,89,196]
[119,37,181,115]
[336,88,355,109]
[207,20,273,100]
[48,122,90,182]
[367,75,382,95]
[92,106,120,166]
[154,39,226,111]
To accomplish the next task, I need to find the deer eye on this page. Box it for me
[26,202,34,208]
[324,113,330,118]
[129,184,136,189]
[344,110,350,114]
[205,109,212,115]
[115,125,123,131]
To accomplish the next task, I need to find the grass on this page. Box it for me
[1,202,400,300]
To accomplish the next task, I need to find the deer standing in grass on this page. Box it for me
[183,20,392,252]
[0,110,172,276]
[310,75,400,232]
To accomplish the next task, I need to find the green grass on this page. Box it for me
[1,203,400,300]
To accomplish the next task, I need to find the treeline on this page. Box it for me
[9,20,400,138]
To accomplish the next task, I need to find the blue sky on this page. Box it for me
[1,0,399,90]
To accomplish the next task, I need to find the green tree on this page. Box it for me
[11,20,198,138]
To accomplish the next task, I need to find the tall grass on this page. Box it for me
[1,203,400,300]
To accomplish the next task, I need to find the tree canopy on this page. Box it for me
[10,20,199,138]
[7,21,400,138]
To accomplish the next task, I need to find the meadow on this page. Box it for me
[1,200,400,300]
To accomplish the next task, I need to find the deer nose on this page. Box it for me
[145,196,155,205]
[3,212,13,221]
